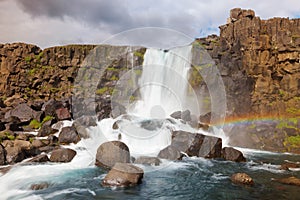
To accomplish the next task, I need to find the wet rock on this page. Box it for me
[274,176,300,186]
[73,115,97,127]
[28,154,50,163]
[30,182,49,190]
[158,145,182,160]
[50,148,76,163]
[134,156,161,166]
[102,163,144,187]
[222,147,246,162]
[280,162,300,170]
[95,141,130,169]
[198,136,222,159]
[140,119,163,131]
[39,146,56,153]
[0,144,6,165]
[112,121,119,130]
[58,126,80,144]
[231,173,254,186]
[170,110,191,122]
[73,125,90,139]
[32,139,46,148]
[47,135,59,145]
[170,111,181,119]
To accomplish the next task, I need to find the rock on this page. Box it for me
[134,156,161,166]
[58,126,80,144]
[222,147,246,162]
[280,162,300,170]
[73,125,90,139]
[0,166,12,174]
[171,131,205,157]
[95,141,130,169]
[158,145,182,160]
[5,146,26,164]
[73,115,97,127]
[28,154,50,163]
[170,111,181,119]
[198,136,222,158]
[274,176,300,186]
[55,107,71,121]
[181,110,191,121]
[199,112,211,124]
[39,146,56,153]
[4,103,37,123]
[231,173,254,186]
[32,139,46,148]
[30,182,49,190]
[47,135,59,145]
[102,163,144,187]
[42,99,64,117]
[0,121,5,132]
[112,121,119,130]
[0,144,6,165]
[50,148,76,163]
[37,121,58,137]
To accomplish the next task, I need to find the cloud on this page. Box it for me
[1,0,300,48]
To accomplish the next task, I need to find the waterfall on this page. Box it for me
[130,45,193,118]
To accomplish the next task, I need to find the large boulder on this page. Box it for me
[95,141,130,169]
[170,110,191,122]
[50,148,76,163]
[134,156,161,166]
[222,147,246,162]
[0,144,6,165]
[102,163,144,187]
[231,173,254,186]
[28,154,50,163]
[58,126,81,144]
[198,136,222,158]
[4,103,37,123]
[5,146,26,164]
[37,121,58,137]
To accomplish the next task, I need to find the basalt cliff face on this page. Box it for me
[0,8,299,153]
[197,8,300,153]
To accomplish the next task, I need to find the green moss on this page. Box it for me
[50,87,62,93]
[96,87,108,95]
[29,119,41,129]
[133,51,144,58]
[189,66,203,87]
[109,75,119,81]
[134,69,142,76]
[129,95,136,102]
[28,68,37,76]
[106,67,118,71]
[25,56,32,63]
[35,52,44,62]
[284,135,300,148]
[279,89,285,97]
[42,115,54,124]
[7,135,15,140]
[286,107,300,116]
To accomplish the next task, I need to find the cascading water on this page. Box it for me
[130,45,192,118]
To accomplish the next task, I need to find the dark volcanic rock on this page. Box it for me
[50,148,76,162]
[4,103,37,123]
[58,126,80,144]
[95,141,130,169]
[55,107,71,121]
[0,144,6,165]
[158,145,182,160]
[198,136,222,158]
[102,163,144,187]
[231,173,254,186]
[222,147,246,162]
[134,156,161,166]
[37,121,58,137]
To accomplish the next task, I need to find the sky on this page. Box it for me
[0,0,300,49]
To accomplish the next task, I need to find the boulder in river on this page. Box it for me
[231,173,254,186]
[222,147,246,162]
[50,148,76,163]
[134,156,161,166]
[58,126,81,144]
[95,141,130,169]
[30,182,49,190]
[102,163,144,187]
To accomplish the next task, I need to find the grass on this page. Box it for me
[29,119,41,129]
[96,87,108,95]
[284,135,300,148]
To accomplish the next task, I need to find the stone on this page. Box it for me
[50,148,76,163]
[5,146,26,164]
[30,182,49,190]
[170,111,181,119]
[37,121,57,137]
[158,145,182,160]
[73,115,97,127]
[4,103,37,123]
[231,173,254,186]
[102,163,144,187]
[32,139,46,148]
[55,107,71,121]
[198,136,222,158]
[0,144,6,165]
[222,147,246,162]
[274,176,300,186]
[95,141,130,169]
[58,126,80,144]
[134,156,161,166]
[181,110,191,121]
[28,154,50,163]
[73,125,90,139]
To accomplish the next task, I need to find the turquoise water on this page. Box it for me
[8,150,300,200]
